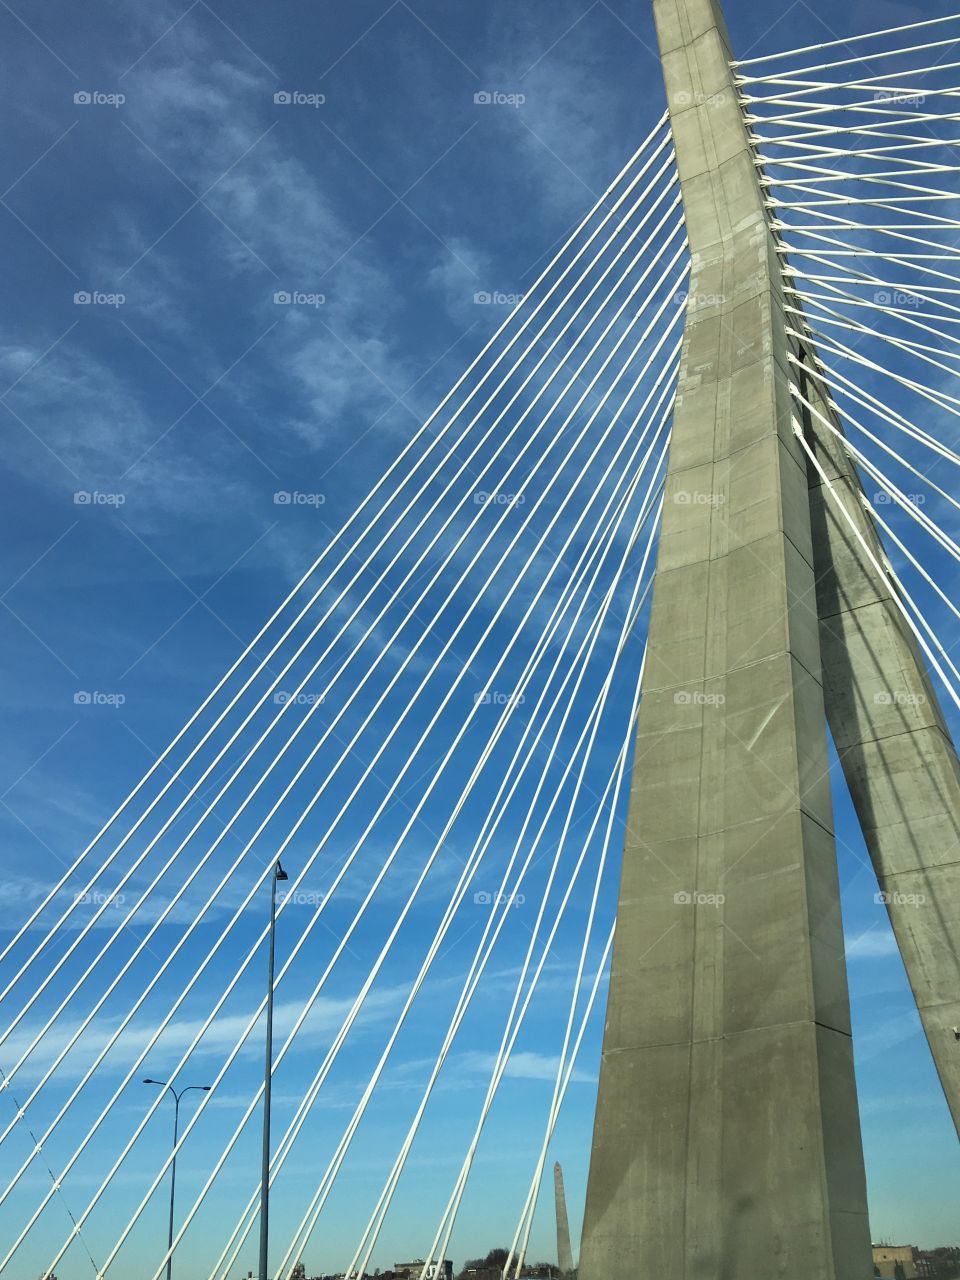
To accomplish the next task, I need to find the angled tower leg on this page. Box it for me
[578,1,873,1276]
[799,358,960,1135]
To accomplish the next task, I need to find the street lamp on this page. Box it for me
[259,860,288,1280]
[143,1078,211,1280]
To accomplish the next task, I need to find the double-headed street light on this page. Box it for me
[143,1078,211,1280]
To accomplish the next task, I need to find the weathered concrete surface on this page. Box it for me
[798,356,960,1136]
[578,1,873,1276]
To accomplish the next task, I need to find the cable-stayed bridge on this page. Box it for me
[2,1,960,1277]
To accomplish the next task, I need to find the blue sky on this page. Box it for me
[0,0,958,1276]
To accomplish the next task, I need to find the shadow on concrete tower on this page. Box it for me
[578,1,960,1277]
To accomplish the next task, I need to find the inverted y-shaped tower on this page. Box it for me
[579,0,960,1276]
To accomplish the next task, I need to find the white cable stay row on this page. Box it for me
[0,280,686,1270]
[748,110,960,147]
[781,250,960,320]
[764,146,960,180]
[734,14,960,68]
[748,102,960,133]
[763,155,960,186]
[200,359,675,1280]
[767,172,960,215]
[784,342,960,474]
[759,133,960,164]
[219,445,667,1280]
[737,25,960,76]
[507,921,615,1279]
[869,499,960,640]
[420,637,644,1280]
[788,284,960,333]
[0,116,668,976]
[294,471,662,1280]
[776,217,960,273]
[0,121,674,992]
[786,359,960,572]
[790,396,960,714]
[0,203,687,1141]
[0,173,687,1093]
[120,282,679,1280]
[785,345,960,519]
[788,320,960,435]
[501,619,639,1280]
[788,293,960,386]
[75,373,672,1280]
[0,138,680,1021]
[0,272,686,1274]
[22,257,691,1280]
[741,74,960,108]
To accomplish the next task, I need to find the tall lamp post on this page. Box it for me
[143,1078,211,1280]
[259,860,288,1280]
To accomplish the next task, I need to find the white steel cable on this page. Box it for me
[869,498,960,634]
[312,450,666,1280]
[0,184,686,1097]
[734,17,960,68]
[0,202,687,1131]
[265,449,666,1280]
[746,97,960,128]
[137,289,682,1280]
[424,640,646,1279]
[0,255,688,1259]
[739,34,960,79]
[0,246,688,1248]
[0,142,680,1020]
[789,376,960,571]
[791,413,960,714]
[785,345,960,473]
[0,121,672,991]
[27,255,689,1280]
[786,294,960,372]
[748,110,960,144]
[506,923,615,1279]
[132,394,669,1280]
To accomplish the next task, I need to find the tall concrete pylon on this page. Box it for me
[553,1161,574,1275]
[580,0,873,1274]
[579,0,960,1275]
